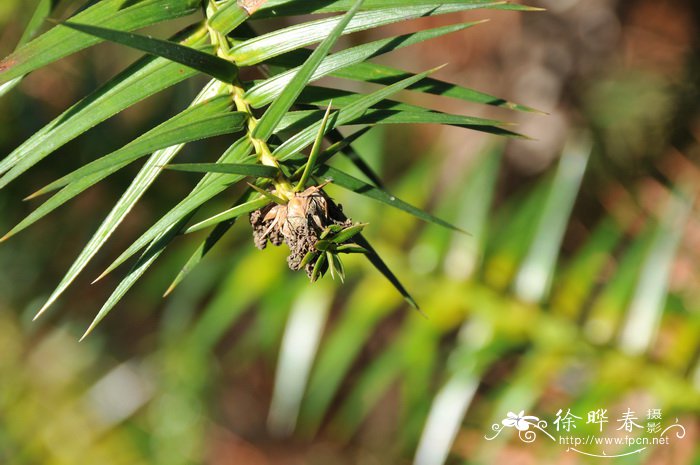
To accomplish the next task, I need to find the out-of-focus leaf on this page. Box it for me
[185,247,287,351]
[482,177,552,290]
[551,217,623,319]
[584,225,654,345]
[268,285,333,436]
[0,0,57,97]
[299,280,398,433]
[514,134,591,303]
[442,143,503,280]
[329,335,407,436]
[619,186,695,354]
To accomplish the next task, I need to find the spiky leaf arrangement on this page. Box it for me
[0,0,538,336]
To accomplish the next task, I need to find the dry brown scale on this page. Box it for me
[249,186,352,278]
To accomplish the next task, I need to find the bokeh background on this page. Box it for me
[1,0,699,464]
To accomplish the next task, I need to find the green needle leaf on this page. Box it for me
[296,103,335,192]
[165,163,278,179]
[278,108,523,138]
[58,21,239,83]
[212,1,536,36]
[28,100,244,198]
[16,0,53,48]
[313,127,379,185]
[333,254,346,282]
[207,0,259,36]
[246,183,287,205]
[311,252,328,282]
[0,0,200,86]
[274,65,445,161]
[336,245,369,254]
[3,95,244,242]
[18,0,542,323]
[289,126,372,171]
[295,86,428,112]
[319,199,418,308]
[317,165,466,233]
[327,252,339,281]
[245,21,482,108]
[316,240,332,252]
[0,25,208,187]
[230,5,510,66]
[267,54,540,114]
[252,0,365,142]
[34,80,231,320]
[320,224,346,239]
[336,62,543,113]
[96,138,256,280]
[356,232,418,309]
[252,0,541,18]
[300,250,318,269]
[163,188,260,296]
[80,212,195,340]
[324,128,383,188]
[184,196,270,234]
[330,223,367,244]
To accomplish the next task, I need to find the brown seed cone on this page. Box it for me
[250,188,356,277]
[286,231,317,271]
[250,207,284,250]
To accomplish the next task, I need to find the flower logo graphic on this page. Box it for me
[485,410,555,442]
[502,411,540,431]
